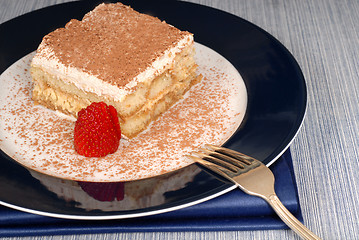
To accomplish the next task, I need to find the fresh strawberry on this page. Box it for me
[74,102,121,157]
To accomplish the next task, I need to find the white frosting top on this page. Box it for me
[31,35,193,102]
[31,3,193,102]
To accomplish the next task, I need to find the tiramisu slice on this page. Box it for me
[30,3,201,138]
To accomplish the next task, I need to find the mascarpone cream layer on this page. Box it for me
[31,35,193,103]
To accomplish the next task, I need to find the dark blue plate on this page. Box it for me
[0,0,306,219]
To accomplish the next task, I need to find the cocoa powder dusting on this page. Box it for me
[0,45,246,182]
[37,3,191,88]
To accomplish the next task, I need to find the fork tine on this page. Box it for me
[191,151,239,172]
[199,148,246,169]
[185,155,237,182]
[205,144,254,165]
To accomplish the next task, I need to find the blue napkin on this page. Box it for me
[0,149,302,237]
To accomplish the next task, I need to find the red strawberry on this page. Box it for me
[74,102,121,157]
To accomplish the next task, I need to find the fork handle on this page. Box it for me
[266,194,321,240]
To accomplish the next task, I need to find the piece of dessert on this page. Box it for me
[30,3,201,138]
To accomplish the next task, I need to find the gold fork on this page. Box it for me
[187,144,321,240]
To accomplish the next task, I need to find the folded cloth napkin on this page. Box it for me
[0,149,302,237]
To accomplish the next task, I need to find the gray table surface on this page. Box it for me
[1,0,358,239]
